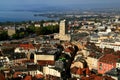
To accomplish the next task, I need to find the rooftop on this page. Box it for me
[19,43,35,50]
[36,48,58,55]
[99,54,119,64]
[105,68,120,77]
[88,52,103,59]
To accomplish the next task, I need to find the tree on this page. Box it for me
[12,33,19,39]
[35,27,42,35]
[0,31,8,41]
[26,26,35,34]
[40,20,45,26]
[19,32,25,38]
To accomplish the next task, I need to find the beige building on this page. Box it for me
[8,27,16,36]
[34,52,55,66]
[43,66,61,77]
[86,56,98,70]
[34,53,55,64]
[54,20,71,41]
[43,22,58,27]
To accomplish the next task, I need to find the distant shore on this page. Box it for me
[0,11,59,22]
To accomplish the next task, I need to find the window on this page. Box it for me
[99,63,102,66]
[99,63,102,70]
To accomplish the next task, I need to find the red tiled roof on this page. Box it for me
[86,68,90,75]
[24,75,32,80]
[64,48,73,53]
[76,68,83,75]
[35,74,44,79]
[64,47,74,53]
[81,74,115,80]
[22,59,34,63]
[71,67,90,75]
[94,76,103,80]
[37,60,55,66]
[99,54,119,64]
[19,44,35,50]
[71,66,78,74]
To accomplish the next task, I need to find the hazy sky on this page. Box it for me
[0,0,120,10]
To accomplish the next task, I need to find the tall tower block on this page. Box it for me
[54,20,71,41]
[59,20,67,35]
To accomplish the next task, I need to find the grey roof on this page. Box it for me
[35,48,58,55]
[105,68,120,77]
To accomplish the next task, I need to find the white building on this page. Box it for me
[35,24,41,27]
[43,22,58,27]
[43,65,61,77]
[99,41,120,51]
[0,56,10,67]
[14,47,26,53]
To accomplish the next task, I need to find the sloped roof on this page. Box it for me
[35,74,44,79]
[19,44,35,50]
[70,66,78,74]
[81,74,115,80]
[64,47,74,53]
[105,68,120,77]
[76,68,83,75]
[99,54,119,64]
[24,75,32,80]
[71,67,90,75]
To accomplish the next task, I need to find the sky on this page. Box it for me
[0,0,120,10]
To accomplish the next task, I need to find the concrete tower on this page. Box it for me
[59,20,67,35]
[54,20,71,41]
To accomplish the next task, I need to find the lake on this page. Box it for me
[0,11,59,22]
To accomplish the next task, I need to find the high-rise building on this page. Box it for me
[54,20,71,41]
[8,27,16,36]
[59,20,67,35]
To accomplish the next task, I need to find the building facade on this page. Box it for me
[98,54,119,74]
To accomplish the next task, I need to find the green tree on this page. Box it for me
[19,32,25,38]
[35,27,41,35]
[26,26,35,34]
[12,33,19,39]
[0,31,8,41]
[45,25,59,34]
[40,20,45,26]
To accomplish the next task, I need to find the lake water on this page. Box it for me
[0,11,59,22]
